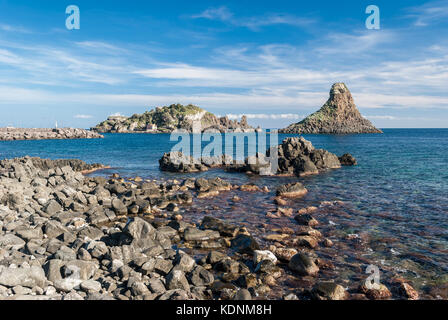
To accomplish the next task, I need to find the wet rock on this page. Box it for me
[233,289,252,301]
[253,250,277,265]
[284,293,299,300]
[294,214,319,227]
[237,273,258,288]
[397,282,419,300]
[274,248,298,262]
[294,236,319,249]
[359,283,392,300]
[276,183,308,198]
[312,282,347,300]
[288,253,319,276]
[206,251,228,265]
[200,216,240,237]
[184,228,220,242]
[231,234,260,254]
[338,153,357,166]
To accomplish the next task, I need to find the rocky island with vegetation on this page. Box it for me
[280,83,382,134]
[92,104,257,134]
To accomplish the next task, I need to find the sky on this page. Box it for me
[0,0,447,129]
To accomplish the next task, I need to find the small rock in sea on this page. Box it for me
[233,289,251,300]
[274,248,298,262]
[277,207,293,217]
[396,281,419,300]
[294,236,319,249]
[230,234,260,254]
[359,283,392,300]
[263,234,289,242]
[253,250,278,265]
[288,253,319,276]
[274,197,288,206]
[311,282,347,300]
[322,238,334,247]
[276,182,308,198]
[266,212,281,219]
[231,195,241,202]
[284,293,299,300]
[294,214,319,227]
[297,206,318,214]
[239,184,261,192]
[338,153,357,166]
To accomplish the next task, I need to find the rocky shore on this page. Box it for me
[159,136,357,176]
[0,156,420,300]
[0,128,104,141]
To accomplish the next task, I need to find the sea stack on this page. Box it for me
[280,83,382,134]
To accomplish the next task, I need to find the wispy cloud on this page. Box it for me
[0,23,31,33]
[407,0,448,27]
[226,113,303,120]
[192,6,315,31]
[74,114,93,119]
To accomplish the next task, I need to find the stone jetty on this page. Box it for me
[0,128,103,141]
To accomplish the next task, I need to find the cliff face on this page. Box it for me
[92,104,256,133]
[280,83,382,134]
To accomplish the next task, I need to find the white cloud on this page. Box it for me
[407,0,448,27]
[366,115,397,120]
[191,6,315,31]
[0,24,31,33]
[226,113,302,120]
[74,114,93,119]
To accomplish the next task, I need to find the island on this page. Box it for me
[91,104,259,133]
[280,83,382,134]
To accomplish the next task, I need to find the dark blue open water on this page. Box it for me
[1,129,447,296]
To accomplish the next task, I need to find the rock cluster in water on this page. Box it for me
[280,83,382,134]
[0,128,103,141]
[92,104,257,133]
[159,136,356,176]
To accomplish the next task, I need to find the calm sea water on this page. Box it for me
[1,129,447,296]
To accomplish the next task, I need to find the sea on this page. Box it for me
[1,129,447,298]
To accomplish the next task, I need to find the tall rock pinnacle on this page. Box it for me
[280,83,382,134]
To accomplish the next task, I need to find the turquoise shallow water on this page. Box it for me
[1,129,448,296]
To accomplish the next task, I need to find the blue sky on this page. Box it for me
[0,0,447,128]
